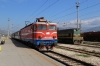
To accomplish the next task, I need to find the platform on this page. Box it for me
[0,38,64,66]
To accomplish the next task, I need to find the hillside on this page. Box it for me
[82,26,100,32]
[0,29,7,35]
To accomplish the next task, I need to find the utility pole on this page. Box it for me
[79,20,82,33]
[63,23,67,29]
[10,24,12,36]
[8,18,10,38]
[76,2,80,29]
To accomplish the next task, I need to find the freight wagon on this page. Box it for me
[81,31,100,42]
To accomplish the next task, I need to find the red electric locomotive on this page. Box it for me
[19,17,57,51]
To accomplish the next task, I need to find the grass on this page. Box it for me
[76,53,91,57]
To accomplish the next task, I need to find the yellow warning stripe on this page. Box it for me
[0,46,2,52]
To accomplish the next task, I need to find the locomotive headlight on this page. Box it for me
[53,36,56,39]
[39,36,42,39]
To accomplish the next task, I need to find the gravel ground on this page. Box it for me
[58,43,100,53]
[53,43,100,66]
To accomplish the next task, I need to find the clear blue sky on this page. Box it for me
[0,0,100,32]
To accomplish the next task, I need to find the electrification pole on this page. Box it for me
[79,20,82,33]
[63,23,67,29]
[76,2,80,29]
[8,18,10,38]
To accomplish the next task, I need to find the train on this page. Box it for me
[11,17,58,51]
[81,31,100,42]
[57,28,83,44]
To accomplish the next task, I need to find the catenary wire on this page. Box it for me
[47,0,88,19]
[52,2,100,21]
[61,9,100,22]
[25,0,48,21]
[29,0,59,21]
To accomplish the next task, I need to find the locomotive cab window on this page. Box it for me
[49,25,56,30]
[37,24,46,30]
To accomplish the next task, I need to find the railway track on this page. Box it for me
[79,43,100,48]
[78,41,100,48]
[83,41,100,45]
[56,45,100,58]
[59,41,100,48]
[42,51,94,66]
[83,41,100,44]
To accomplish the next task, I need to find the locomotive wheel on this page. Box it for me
[50,46,53,50]
[80,40,83,44]
[74,40,77,44]
[39,42,44,51]
[46,46,49,51]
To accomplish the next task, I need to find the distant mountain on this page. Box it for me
[58,26,75,30]
[82,26,100,32]
[0,29,7,35]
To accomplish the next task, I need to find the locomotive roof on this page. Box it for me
[20,21,57,30]
[20,17,57,30]
[33,22,57,24]
[20,23,33,30]
[11,30,20,34]
[58,28,79,31]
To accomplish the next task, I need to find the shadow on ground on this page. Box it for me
[10,38,31,48]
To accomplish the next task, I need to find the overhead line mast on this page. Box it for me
[76,2,80,29]
[8,18,10,38]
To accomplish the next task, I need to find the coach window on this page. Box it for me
[49,25,56,30]
[37,25,46,30]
